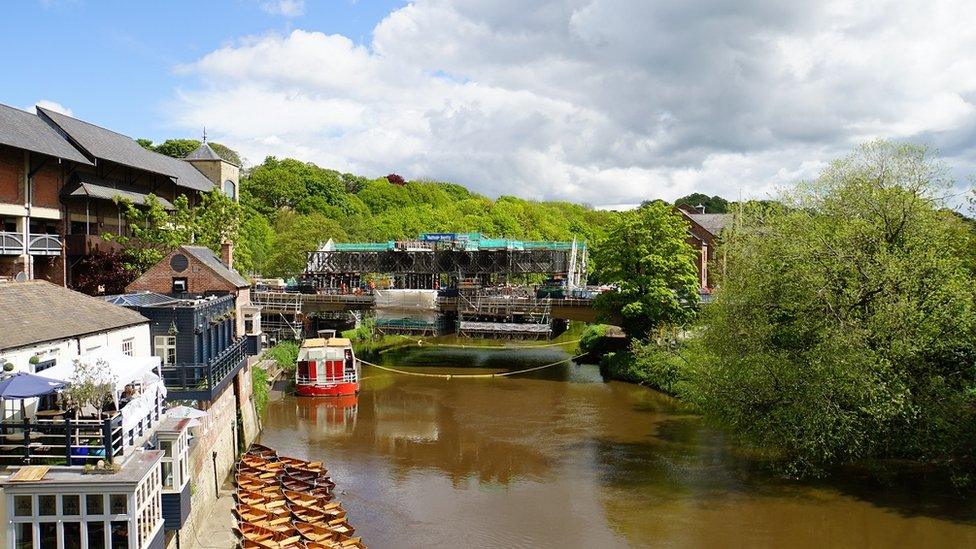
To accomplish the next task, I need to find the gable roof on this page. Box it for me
[36,107,215,193]
[686,213,730,237]
[0,103,91,165]
[181,245,249,288]
[63,173,175,209]
[0,281,149,351]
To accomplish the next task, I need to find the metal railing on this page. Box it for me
[0,232,62,255]
[160,338,247,399]
[0,415,124,466]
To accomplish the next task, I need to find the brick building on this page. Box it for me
[676,204,730,290]
[0,102,239,286]
[126,244,261,352]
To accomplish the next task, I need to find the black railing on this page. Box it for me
[161,337,247,400]
[0,415,124,466]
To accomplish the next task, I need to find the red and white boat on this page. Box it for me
[295,337,360,397]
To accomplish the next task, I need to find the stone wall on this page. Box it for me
[163,366,259,549]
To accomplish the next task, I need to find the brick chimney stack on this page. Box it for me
[221,240,234,269]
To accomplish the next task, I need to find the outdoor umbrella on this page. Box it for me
[0,372,67,417]
[166,405,207,419]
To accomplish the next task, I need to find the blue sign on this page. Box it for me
[421,233,456,242]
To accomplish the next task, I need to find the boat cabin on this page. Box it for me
[295,338,358,397]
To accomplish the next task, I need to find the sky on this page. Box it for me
[2,1,975,209]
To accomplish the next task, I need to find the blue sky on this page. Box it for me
[0,1,973,207]
[0,0,404,142]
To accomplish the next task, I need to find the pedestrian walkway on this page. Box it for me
[187,481,236,549]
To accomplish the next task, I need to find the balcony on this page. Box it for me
[64,233,122,256]
[161,337,248,401]
[0,232,62,256]
[0,415,124,466]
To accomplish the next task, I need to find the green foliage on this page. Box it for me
[137,138,241,165]
[674,193,729,213]
[592,201,700,337]
[265,341,300,373]
[106,189,241,275]
[578,324,609,354]
[237,156,621,277]
[251,366,270,417]
[59,358,116,413]
[684,141,976,477]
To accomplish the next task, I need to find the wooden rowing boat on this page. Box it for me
[241,537,306,549]
[234,523,301,547]
[237,473,279,491]
[284,467,332,483]
[294,521,336,543]
[243,454,286,471]
[283,490,342,513]
[236,488,287,508]
[281,475,332,498]
[247,443,279,459]
[288,503,349,528]
[302,535,367,549]
[279,455,324,471]
[238,464,280,479]
[235,503,291,525]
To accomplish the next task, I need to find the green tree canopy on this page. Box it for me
[684,141,976,477]
[592,201,700,337]
[673,192,729,213]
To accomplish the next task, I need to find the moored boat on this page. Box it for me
[281,474,333,498]
[235,522,301,546]
[236,488,287,508]
[279,455,324,471]
[283,490,341,512]
[296,338,360,397]
[237,473,279,491]
[247,443,279,459]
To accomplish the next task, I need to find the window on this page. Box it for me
[223,180,236,199]
[122,338,134,356]
[1,216,17,232]
[86,494,104,515]
[110,520,128,549]
[38,494,56,515]
[172,277,188,293]
[14,522,32,549]
[64,522,81,549]
[161,461,174,490]
[155,336,177,365]
[85,346,100,353]
[88,521,106,549]
[39,523,57,547]
[34,358,55,373]
[110,494,127,515]
[62,494,80,515]
[13,495,31,517]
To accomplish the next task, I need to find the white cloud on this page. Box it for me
[31,99,73,116]
[260,0,304,17]
[170,0,976,205]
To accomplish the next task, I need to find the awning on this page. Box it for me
[63,175,174,209]
[36,349,162,392]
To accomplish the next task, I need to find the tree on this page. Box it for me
[386,173,405,185]
[591,201,700,337]
[106,195,193,273]
[674,193,729,213]
[684,141,976,477]
[264,211,348,277]
[136,138,242,165]
[71,250,138,296]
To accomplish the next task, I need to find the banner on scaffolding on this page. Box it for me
[374,289,438,311]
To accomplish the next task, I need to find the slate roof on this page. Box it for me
[0,103,92,165]
[185,142,223,162]
[182,245,249,288]
[0,280,149,351]
[686,213,731,237]
[36,107,214,193]
[64,173,175,208]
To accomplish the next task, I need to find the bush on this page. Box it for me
[602,339,685,394]
[251,366,269,417]
[265,341,299,372]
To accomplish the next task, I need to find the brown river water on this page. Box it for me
[259,345,976,549]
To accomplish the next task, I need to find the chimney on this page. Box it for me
[696,203,706,214]
[221,240,234,269]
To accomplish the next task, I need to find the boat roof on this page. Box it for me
[301,337,352,348]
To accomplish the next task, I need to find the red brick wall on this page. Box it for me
[32,162,62,209]
[0,146,24,205]
[127,248,239,295]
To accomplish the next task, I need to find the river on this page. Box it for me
[259,345,976,548]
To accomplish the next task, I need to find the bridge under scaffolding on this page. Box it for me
[260,233,592,340]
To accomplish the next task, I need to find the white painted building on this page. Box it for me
[0,280,151,419]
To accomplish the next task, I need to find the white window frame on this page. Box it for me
[122,338,134,357]
[154,336,176,366]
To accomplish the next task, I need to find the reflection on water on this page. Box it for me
[259,346,976,549]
